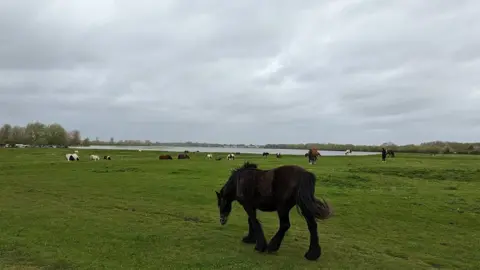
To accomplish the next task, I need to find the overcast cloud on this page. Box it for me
[1,0,479,145]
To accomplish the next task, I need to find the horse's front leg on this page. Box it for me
[243,206,267,252]
[267,205,293,253]
[242,217,256,244]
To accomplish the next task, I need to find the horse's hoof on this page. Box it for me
[304,248,321,261]
[254,244,267,253]
[242,236,256,244]
[266,243,280,253]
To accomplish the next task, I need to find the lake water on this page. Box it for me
[72,145,378,156]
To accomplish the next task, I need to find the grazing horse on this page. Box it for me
[104,155,112,160]
[276,153,282,158]
[178,153,190,159]
[227,153,235,160]
[307,149,320,164]
[159,154,173,160]
[206,154,213,159]
[89,154,100,161]
[215,162,332,261]
[66,153,79,161]
[216,157,223,161]
[344,149,353,155]
[235,152,241,155]
[386,149,395,158]
[262,152,269,157]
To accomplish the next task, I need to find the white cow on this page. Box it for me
[227,153,235,160]
[345,149,353,155]
[206,154,213,159]
[66,153,79,161]
[89,154,100,161]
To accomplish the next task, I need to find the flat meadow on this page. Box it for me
[0,148,479,270]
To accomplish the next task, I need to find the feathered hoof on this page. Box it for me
[242,235,256,244]
[254,243,267,253]
[304,247,321,261]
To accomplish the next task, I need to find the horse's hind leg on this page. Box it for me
[302,213,321,261]
[266,205,293,253]
[242,217,256,244]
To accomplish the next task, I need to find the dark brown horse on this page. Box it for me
[215,162,332,261]
[386,149,395,158]
[178,153,190,159]
[159,154,173,160]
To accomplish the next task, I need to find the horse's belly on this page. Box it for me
[237,197,277,212]
[257,204,277,212]
[256,199,277,212]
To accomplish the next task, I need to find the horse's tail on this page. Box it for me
[296,171,332,221]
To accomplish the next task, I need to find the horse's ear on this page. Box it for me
[215,191,220,198]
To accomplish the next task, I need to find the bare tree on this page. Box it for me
[0,124,12,144]
[82,137,91,146]
[9,126,26,144]
[68,130,82,146]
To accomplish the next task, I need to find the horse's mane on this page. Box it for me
[221,162,258,194]
[233,161,258,172]
[229,161,258,176]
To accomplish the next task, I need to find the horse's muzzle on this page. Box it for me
[219,215,228,225]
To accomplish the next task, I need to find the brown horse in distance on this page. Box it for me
[159,154,173,160]
[178,153,190,159]
[307,148,321,164]
[215,162,332,261]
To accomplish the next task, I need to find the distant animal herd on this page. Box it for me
[65,148,396,164]
[65,151,112,161]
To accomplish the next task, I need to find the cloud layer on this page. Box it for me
[1,0,479,144]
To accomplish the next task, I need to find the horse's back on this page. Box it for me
[234,165,311,211]
[273,165,309,179]
[272,165,313,194]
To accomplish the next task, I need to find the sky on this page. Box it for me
[1,0,479,145]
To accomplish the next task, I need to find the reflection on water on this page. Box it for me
[72,145,378,156]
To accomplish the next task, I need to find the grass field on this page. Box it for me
[0,149,479,269]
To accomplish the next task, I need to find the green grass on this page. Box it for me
[0,149,479,270]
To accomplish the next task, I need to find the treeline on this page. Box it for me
[93,140,255,148]
[2,121,479,154]
[264,142,480,155]
[0,122,88,146]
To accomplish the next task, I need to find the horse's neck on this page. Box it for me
[223,179,237,199]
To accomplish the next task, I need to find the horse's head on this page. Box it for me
[216,163,258,225]
[215,189,232,225]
